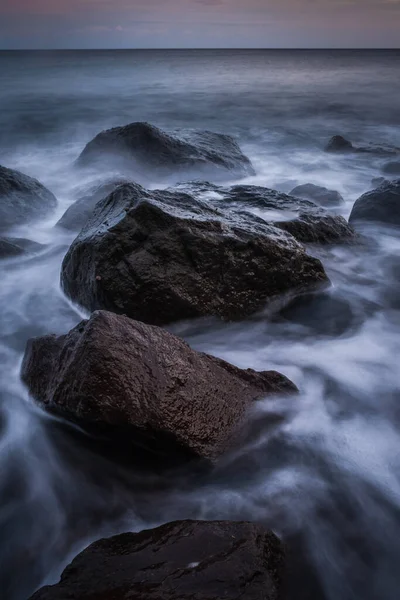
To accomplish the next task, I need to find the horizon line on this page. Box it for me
[1,47,400,52]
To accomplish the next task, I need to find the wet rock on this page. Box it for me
[28,520,285,600]
[0,237,44,259]
[349,179,400,226]
[76,121,255,180]
[325,136,400,157]
[290,183,344,207]
[275,213,356,245]
[61,182,329,325]
[57,178,130,231]
[177,182,356,245]
[21,310,297,462]
[381,161,400,176]
[0,165,57,231]
[325,135,354,153]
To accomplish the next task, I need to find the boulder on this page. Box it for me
[289,183,344,207]
[21,310,297,462]
[76,122,255,180]
[0,165,57,231]
[349,179,400,227]
[381,161,400,176]
[61,182,329,325]
[325,136,400,156]
[0,236,44,259]
[28,520,285,600]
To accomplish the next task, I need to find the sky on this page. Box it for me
[0,0,399,49]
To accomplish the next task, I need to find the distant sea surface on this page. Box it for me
[1,50,400,600]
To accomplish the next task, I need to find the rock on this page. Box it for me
[76,121,255,180]
[371,177,387,188]
[21,310,297,462]
[28,520,285,600]
[349,179,400,227]
[381,161,400,176]
[290,183,344,207]
[61,182,329,325]
[275,213,356,245]
[57,178,130,231]
[0,165,57,231]
[0,236,44,259]
[325,136,400,157]
[325,135,354,153]
[177,182,356,245]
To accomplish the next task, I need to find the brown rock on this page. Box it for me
[29,520,285,600]
[21,311,297,463]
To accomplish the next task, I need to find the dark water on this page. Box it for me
[1,49,400,599]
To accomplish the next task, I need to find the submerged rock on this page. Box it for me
[61,182,329,325]
[349,179,400,227]
[325,136,400,156]
[371,177,387,188]
[290,183,344,207]
[0,237,44,259]
[76,121,255,180]
[57,178,130,231]
[0,165,57,231]
[29,520,285,600]
[21,310,297,462]
[325,135,354,153]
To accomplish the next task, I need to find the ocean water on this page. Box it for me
[0,49,400,599]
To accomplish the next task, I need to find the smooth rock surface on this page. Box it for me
[0,165,57,230]
[61,182,329,325]
[349,179,400,226]
[76,121,255,179]
[290,183,344,207]
[29,520,285,600]
[21,310,297,462]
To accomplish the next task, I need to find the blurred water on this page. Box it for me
[0,49,400,600]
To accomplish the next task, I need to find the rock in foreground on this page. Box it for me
[61,182,329,325]
[0,165,57,230]
[290,183,344,207]
[76,121,255,180]
[349,179,400,227]
[29,520,285,600]
[21,311,297,462]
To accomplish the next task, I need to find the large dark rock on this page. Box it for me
[349,179,400,227]
[21,310,297,462]
[290,183,344,207]
[0,165,57,231]
[61,182,329,325]
[325,136,400,156]
[29,520,285,600]
[57,178,130,231]
[0,236,44,259]
[381,161,400,176]
[76,122,255,180]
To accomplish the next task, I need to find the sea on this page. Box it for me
[0,49,400,599]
